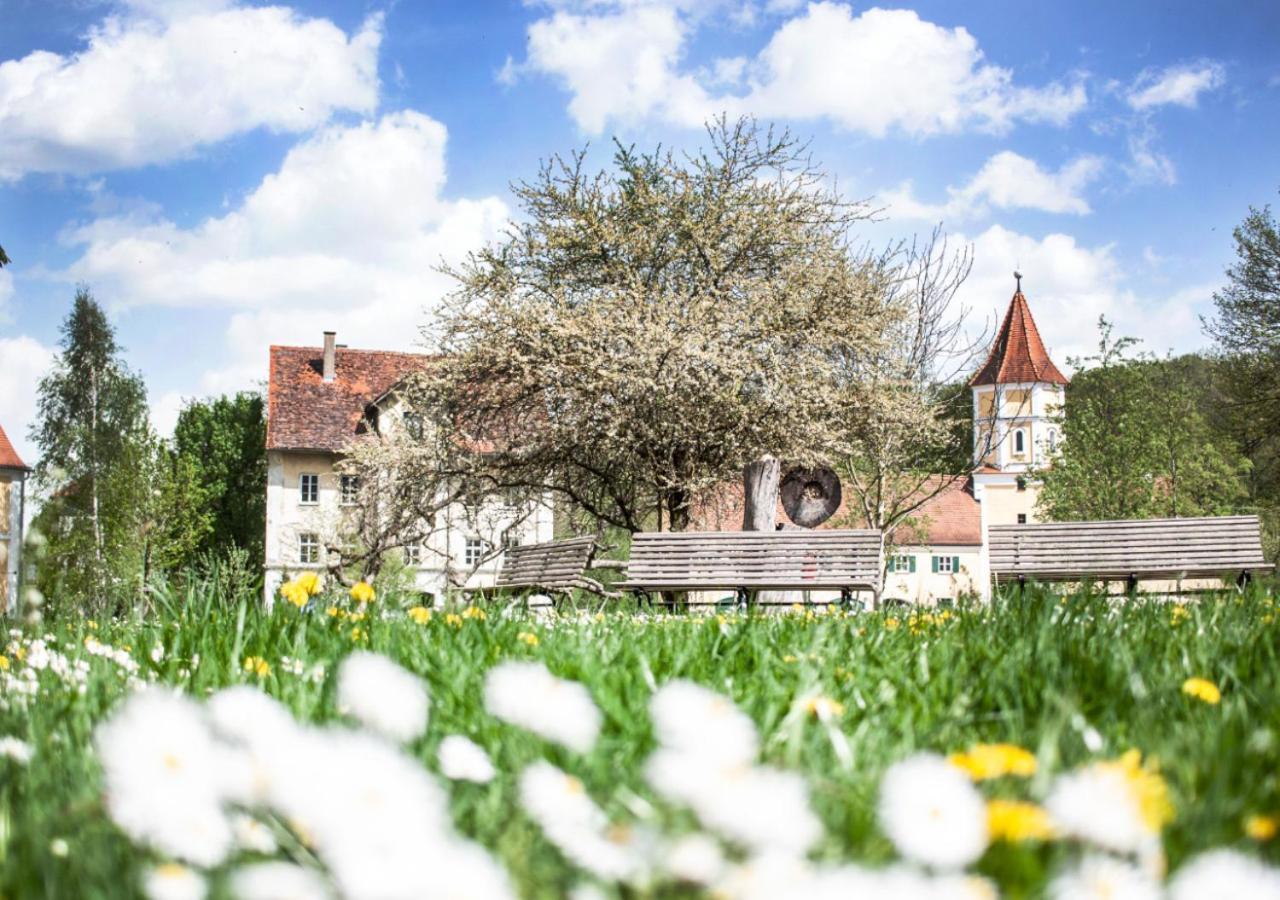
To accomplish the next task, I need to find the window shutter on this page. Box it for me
[952,556,961,573]
[908,556,916,573]
[931,556,939,573]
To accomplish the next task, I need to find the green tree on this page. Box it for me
[171,392,266,567]
[146,448,215,575]
[30,287,153,612]
[0,244,9,266]
[1038,318,1247,521]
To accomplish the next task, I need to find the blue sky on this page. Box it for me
[1,0,1278,466]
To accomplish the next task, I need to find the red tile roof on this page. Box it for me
[688,474,982,546]
[0,422,28,471]
[266,345,431,452]
[970,289,1069,387]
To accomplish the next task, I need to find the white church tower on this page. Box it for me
[970,273,1068,526]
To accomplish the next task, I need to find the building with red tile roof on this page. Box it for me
[0,421,29,614]
[970,280,1069,387]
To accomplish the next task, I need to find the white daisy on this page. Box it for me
[231,813,278,855]
[485,662,601,753]
[650,680,758,767]
[665,833,726,885]
[437,735,496,783]
[95,690,235,867]
[336,652,430,744]
[1167,849,1280,900]
[1048,854,1161,900]
[143,864,206,900]
[0,736,32,763]
[207,686,297,750]
[519,760,644,881]
[877,753,988,870]
[230,862,333,900]
[1045,762,1156,855]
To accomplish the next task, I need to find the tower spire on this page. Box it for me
[1014,270,1022,293]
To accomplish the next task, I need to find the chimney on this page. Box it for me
[322,331,336,383]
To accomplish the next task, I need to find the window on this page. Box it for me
[403,412,423,440]
[1048,429,1059,452]
[298,533,320,564]
[503,531,521,550]
[1013,429,1026,455]
[464,537,485,567]
[889,555,916,574]
[299,473,319,504]
[340,475,360,505]
[404,544,421,566]
[1016,476,1028,492]
[1017,514,1027,524]
[932,555,959,575]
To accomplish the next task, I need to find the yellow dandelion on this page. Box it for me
[243,657,270,678]
[1181,677,1221,705]
[1104,750,1174,832]
[949,743,1038,781]
[461,605,487,621]
[281,581,309,608]
[782,654,798,664]
[0,655,8,671]
[987,799,1056,843]
[517,631,540,647]
[799,695,844,719]
[350,581,376,604]
[350,627,366,642]
[296,571,322,595]
[348,611,366,622]
[593,612,606,623]
[445,613,463,627]
[87,619,98,630]
[1245,814,1278,842]
[407,606,432,624]
[884,617,900,631]
[326,606,343,619]
[1170,604,1190,625]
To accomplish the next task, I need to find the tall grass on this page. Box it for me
[1,582,1278,897]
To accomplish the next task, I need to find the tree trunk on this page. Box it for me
[742,456,795,605]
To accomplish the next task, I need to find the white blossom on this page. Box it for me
[1167,849,1280,900]
[877,753,988,870]
[1048,854,1160,900]
[485,662,600,753]
[437,735,496,783]
[336,652,430,744]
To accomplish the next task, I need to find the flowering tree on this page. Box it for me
[406,117,898,535]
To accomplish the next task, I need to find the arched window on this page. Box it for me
[1014,429,1025,454]
[1048,429,1058,452]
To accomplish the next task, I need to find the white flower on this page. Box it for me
[1049,854,1160,900]
[232,813,278,855]
[49,838,69,857]
[646,750,822,856]
[519,760,644,881]
[336,652,430,744]
[438,735,496,783]
[95,690,235,867]
[1167,849,1280,900]
[143,864,206,900]
[1045,762,1155,855]
[651,680,758,767]
[665,833,726,885]
[485,662,600,753]
[0,736,33,763]
[878,753,988,870]
[230,862,333,900]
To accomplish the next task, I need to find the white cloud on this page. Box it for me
[1125,121,1177,185]
[0,269,14,320]
[1127,61,1225,110]
[0,3,381,179]
[63,110,510,401]
[956,224,1212,371]
[884,151,1104,221]
[515,1,1087,136]
[0,335,56,469]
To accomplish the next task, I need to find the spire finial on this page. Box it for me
[1014,270,1023,293]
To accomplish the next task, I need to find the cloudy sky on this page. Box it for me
[1,0,1278,465]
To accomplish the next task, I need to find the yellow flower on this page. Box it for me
[243,656,270,678]
[461,605,487,621]
[1103,750,1174,832]
[445,613,463,627]
[348,611,366,622]
[407,606,432,624]
[987,799,1056,843]
[1181,677,1221,705]
[1170,604,1190,625]
[1245,815,1278,842]
[0,655,8,671]
[280,581,309,608]
[295,571,322,595]
[782,654,798,664]
[949,743,1038,781]
[87,619,98,630]
[799,696,844,719]
[350,627,366,641]
[517,631,540,647]
[884,617,900,631]
[326,606,343,619]
[593,612,606,623]
[350,581,376,604]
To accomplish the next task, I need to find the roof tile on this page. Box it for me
[970,289,1069,387]
[0,422,28,471]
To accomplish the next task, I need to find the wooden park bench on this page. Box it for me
[617,529,882,608]
[989,515,1270,593]
[494,535,605,602]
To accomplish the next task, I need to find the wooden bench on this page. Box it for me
[495,536,604,600]
[617,530,882,607]
[989,515,1270,592]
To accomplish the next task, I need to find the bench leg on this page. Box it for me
[1126,573,1139,598]
[1238,569,1252,590]
[735,587,749,613]
[839,587,859,612]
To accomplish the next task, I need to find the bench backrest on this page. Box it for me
[622,530,881,591]
[989,515,1269,581]
[496,536,597,591]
